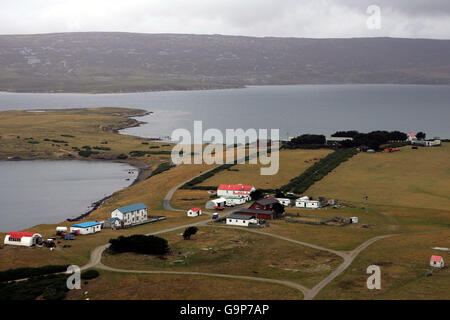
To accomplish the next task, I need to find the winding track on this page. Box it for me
[81,165,399,300]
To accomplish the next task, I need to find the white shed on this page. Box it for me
[350,217,359,224]
[226,214,258,227]
[70,221,101,235]
[430,255,444,269]
[4,232,42,247]
[276,198,291,206]
[187,207,202,217]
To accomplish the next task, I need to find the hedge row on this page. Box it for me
[0,265,69,283]
[281,148,358,194]
[149,162,175,178]
[180,163,236,189]
[129,150,171,157]
[0,274,69,300]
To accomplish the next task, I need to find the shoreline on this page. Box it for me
[1,108,156,228]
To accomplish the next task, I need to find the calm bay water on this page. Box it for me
[0,84,449,231]
[1,84,449,139]
[0,161,136,232]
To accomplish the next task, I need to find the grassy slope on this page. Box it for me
[197,149,332,189]
[307,144,450,211]
[102,227,343,288]
[66,270,303,300]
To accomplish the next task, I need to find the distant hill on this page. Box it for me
[0,32,449,93]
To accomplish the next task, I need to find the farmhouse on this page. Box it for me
[187,207,202,217]
[232,208,276,220]
[226,213,258,227]
[111,203,148,227]
[249,197,280,211]
[430,255,444,269]
[4,232,42,247]
[406,133,417,142]
[217,184,255,197]
[295,196,322,209]
[276,198,291,206]
[70,221,102,235]
[205,197,227,210]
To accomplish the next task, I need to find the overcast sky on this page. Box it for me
[1,0,449,38]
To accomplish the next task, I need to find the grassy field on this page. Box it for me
[315,230,450,300]
[66,269,303,300]
[102,227,343,288]
[307,143,450,211]
[172,189,214,211]
[197,149,332,189]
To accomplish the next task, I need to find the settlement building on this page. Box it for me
[111,203,148,227]
[226,214,258,227]
[430,255,445,269]
[295,196,321,209]
[217,184,255,197]
[70,221,102,235]
[4,232,42,247]
[187,207,202,217]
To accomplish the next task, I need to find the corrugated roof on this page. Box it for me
[431,255,443,262]
[227,213,256,220]
[71,221,101,228]
[116,203,147,214]
[7,232,37,239]
[255,197,279,206]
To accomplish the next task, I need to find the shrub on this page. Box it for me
[149,162,174,178]
[81,269,100,280]
[0,274,69,300]
[183,227,198,240]
[0,265,69,282]
[117,153,128,159]
[109,235,170,255]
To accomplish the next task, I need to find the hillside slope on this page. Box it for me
[0,33,449,92]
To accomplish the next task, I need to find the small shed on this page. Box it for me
[276,198,291,206]
[350,217,359,224]
[187,207,202,217]
[56,226,68,235]
[430,255,444,269]
[4,232,43,247]
[70,221,101,235]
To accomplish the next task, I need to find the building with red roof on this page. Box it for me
[4,231,43,247]
[187,207,202,217]
[217,184,255,197]
[430,255,444,268]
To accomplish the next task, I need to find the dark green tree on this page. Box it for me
[183,226,198,240]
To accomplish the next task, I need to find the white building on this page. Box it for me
[430,255,444,269]
[187,207,202,217]
[295,196,321,209]
[70,221,102,235]
[406,133,417,142]
[350,217,359,224]
[412,139,441,147]
[111,203,148,227]
[276,198,291,206]
[4,232,42,247]
[226,213,258,227]
[217,184,255,197]
[205,197,227,209]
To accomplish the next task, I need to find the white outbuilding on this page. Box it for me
[295,196,321,209]
[205,197,227,210]
[350,217,359,224]
[217,184,255,197]
[4,232,43,247]
[276,198,291,206]
[187,207,202,217]
[226,213,258,227]
[70,221,101,235]
[430,255,444,269]
[111,203,148,227]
